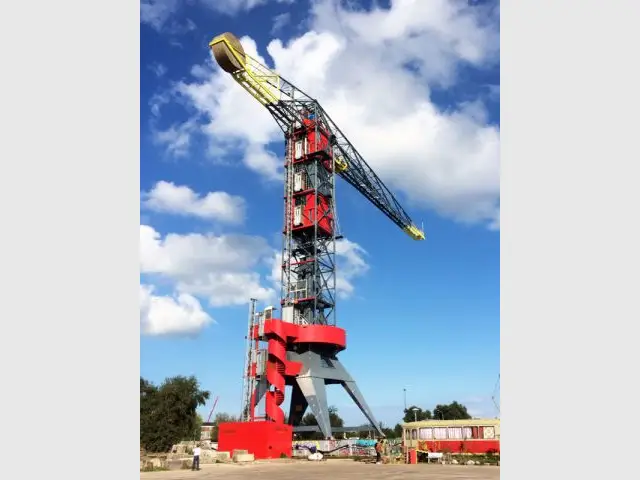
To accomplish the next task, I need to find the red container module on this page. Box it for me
[305,125,329,155]
[291,192,333,236]
[218,421,293,460]
[295,115,333,168]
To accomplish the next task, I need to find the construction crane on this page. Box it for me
[206,395,220,423]
[210,33,425,243]
[491,374,500,417]
[209,32,425,453]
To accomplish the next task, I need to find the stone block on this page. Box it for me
[167,459,183,471]
[217,451,231,461]
[233,453,255,463]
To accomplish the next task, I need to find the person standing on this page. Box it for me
[192,444,201,471]
[375,439,383,464]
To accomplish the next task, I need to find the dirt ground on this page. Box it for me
[140,459,500,479]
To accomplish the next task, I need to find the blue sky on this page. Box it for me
[140,0,500,427]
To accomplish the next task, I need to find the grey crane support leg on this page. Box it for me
[287,382,309,426]
[251,378,269,410]
[296,376,332,438]
[287,349,384,439]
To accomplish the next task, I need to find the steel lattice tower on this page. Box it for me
[281,107,338,327]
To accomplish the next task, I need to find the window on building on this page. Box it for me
[448,427,463,439]
[483,426,495,439]
[411,429,417,440]
[418,428,432,440]
[462,427,473,439]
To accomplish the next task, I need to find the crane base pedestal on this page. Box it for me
[218,422,292,459]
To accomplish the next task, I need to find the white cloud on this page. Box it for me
[243,144,282,181]
[140,224,368,314]
[141,0,180,31]
[151,119,197,157]
[173,38,284,181]
[149,62,167,77]
[149,92,170,118]
[142,181,246,224]
[335,238,369,298]
[157,0,500,229]
[311,0,499,84]
[200,0,268,15]
[140,225,276,307]
[271,12,291,34]
[177,272,274,307]
[140,284,214,336]
[267,251,283,288]
[141,0,274,32]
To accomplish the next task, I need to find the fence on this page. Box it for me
[291,438,402,457]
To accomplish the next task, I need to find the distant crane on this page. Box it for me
[206,395,220,423]
[491,374,500,417]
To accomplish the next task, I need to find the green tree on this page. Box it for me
[299,405,344,440]
[432,401,472,420]
[301,405,344,428]
[210,412,240,442]
[213,412,239,424]
[393,423,403,438]
[192,414,204,441]
[403,405,432,423]
[140,376,210,452]
[140,378,159,450]
[377,421,396,438]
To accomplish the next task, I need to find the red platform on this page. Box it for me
[218,422,293,459]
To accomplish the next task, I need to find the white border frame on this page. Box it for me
[502,1,640,478]
[0,0,140,476]
[2,1,638,477]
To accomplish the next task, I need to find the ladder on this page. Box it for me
[240,298,258,421]
[282,129,295,306]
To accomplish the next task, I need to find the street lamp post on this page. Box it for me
[411,407,419,422]
[403,388,407,411]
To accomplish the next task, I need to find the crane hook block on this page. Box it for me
[210,32,246,74]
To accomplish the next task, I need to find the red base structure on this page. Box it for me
[218,422,293,459]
